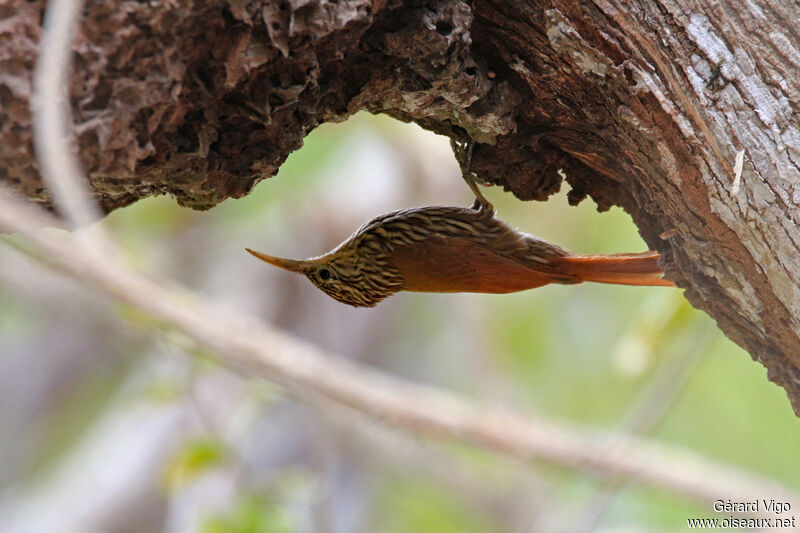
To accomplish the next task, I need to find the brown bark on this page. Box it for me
[2,1,800,412]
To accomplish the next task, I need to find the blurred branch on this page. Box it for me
[0,194,797,508]
[31,0,105,235]
[313,397,545,531]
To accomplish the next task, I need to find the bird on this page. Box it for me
[246,173,674,308]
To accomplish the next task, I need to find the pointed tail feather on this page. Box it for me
[553,251,674,287]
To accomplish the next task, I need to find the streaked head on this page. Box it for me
[246,245,404,307]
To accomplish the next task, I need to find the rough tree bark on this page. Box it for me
[2,1,800,412]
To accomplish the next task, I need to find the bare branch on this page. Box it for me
[0,190,796,508]
[32,0,106,236]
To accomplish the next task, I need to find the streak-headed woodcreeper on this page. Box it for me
[246,139,674,308]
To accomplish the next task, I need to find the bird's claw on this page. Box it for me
[450,134,494,213]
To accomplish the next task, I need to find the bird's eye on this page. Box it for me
[318,268,332,281]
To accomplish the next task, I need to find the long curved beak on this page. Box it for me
[245,248,310,274]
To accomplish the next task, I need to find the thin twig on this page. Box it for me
[562,326,718,533]
[0,192,797,508]
[32,0,108,243]
[312,397,541,530]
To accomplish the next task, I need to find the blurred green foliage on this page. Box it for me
[377,477,495,533]
[203,494,294,533]
[163,437,228,491]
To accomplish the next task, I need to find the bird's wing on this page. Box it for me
[391,235,579,294]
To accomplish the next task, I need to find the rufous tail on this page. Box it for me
[554,251,674,287]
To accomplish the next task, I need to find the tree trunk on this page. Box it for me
[3,1,800,412]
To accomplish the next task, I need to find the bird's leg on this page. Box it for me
[465,174,492,212]
[450,135,493,212]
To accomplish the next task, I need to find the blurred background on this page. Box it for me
[1,113,800,533]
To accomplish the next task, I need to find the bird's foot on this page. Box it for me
[450,134,493,213]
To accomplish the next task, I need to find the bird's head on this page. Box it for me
[246,240,404,307]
